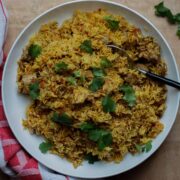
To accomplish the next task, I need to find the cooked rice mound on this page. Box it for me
[17,9,166,167]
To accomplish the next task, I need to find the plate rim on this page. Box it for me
[2,0,180,178]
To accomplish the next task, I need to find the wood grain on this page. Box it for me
[1,0,180,179]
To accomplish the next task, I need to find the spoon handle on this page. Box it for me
[138,69,180,90]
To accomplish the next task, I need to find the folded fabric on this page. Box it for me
[0,1,75,179]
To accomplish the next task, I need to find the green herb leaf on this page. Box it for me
[175,13,180,23]
[145,140,152,152]
[92,67,106,77]
[119,84,136,107]
[88,129,112,150]
[154,2,176,24]
[102,95,116,113]
[177,24,180,38]
[52,112,72,126]
[80,122,96,132]
[80,75,86,83]
[84,153,99,164]
[28,44,42,59]
[135,140,152,153]
[54,62,68,73]
[29,82,40,100]
[89,77,105,92]
[67,76,77,85]
[39,141,52,153]
[100,57,112,68]
[80,40,93,54]
[73,70,81,78]
[104,16,119,31]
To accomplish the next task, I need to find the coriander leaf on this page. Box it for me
[89,77,105,92]
[145,140,152,152]
[73,70,81,78]
[80,122,96,132]
[104,16,119,31]
[102,95,116,113]
[88,129,108,142]
[28,44,42,59]
[154,2,176,24]
[67,76,77,85]
[98,133,112,151]
[154,2,169,17]
[54,62,68,73]
[84,153,99,164]
[92,67,106,77]
[119,84,136,107]
[177,24,180,38]
[29,82,40,100]
[80,40,93,54]
[39,141,52,153]
[100,57,112,68]
[175,13,180,23]
[135,140,152,153]
[135,144,143,153]
[88,129,112,150]
[52,112,72,126]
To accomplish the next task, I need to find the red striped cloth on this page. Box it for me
[0,1,73,179]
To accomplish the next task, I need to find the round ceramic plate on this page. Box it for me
[2,0,180,178]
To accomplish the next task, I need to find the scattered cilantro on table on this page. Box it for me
[39,141,53,154]
[29,82,40,100]
[80,40,93,54]
[154,1,180,38]
[52,112,72,126]
[104,16,119,31]
[119,84,136,107]
[28,44,42,59]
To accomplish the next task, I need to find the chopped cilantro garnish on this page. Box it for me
[79,122,112,150]
[92,67,106,77]
[119,84,136,107]
[102,95,116,113]
[39,141,52,153]
[100,57,112,68]
[84,153,99,164]
[89,77,105,92]
[80,40,93,54]
[135,140,152,153]
[80,122,96,132]
[29,82,40,100]
[177,24,180,38]
[54,62,68,73]
[28,44,42,59]
[88,129,112,151]
[52,112,72,126]
[104,16,119,31]
[67,76,77,85]
[73,70,81,78]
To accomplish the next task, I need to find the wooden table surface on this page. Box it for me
[1,0,180,179]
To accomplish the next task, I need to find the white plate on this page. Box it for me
[2,0,180,178]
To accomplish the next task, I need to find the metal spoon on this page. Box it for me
[107,44,180,89]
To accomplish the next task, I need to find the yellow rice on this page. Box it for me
[17,9,166,168]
